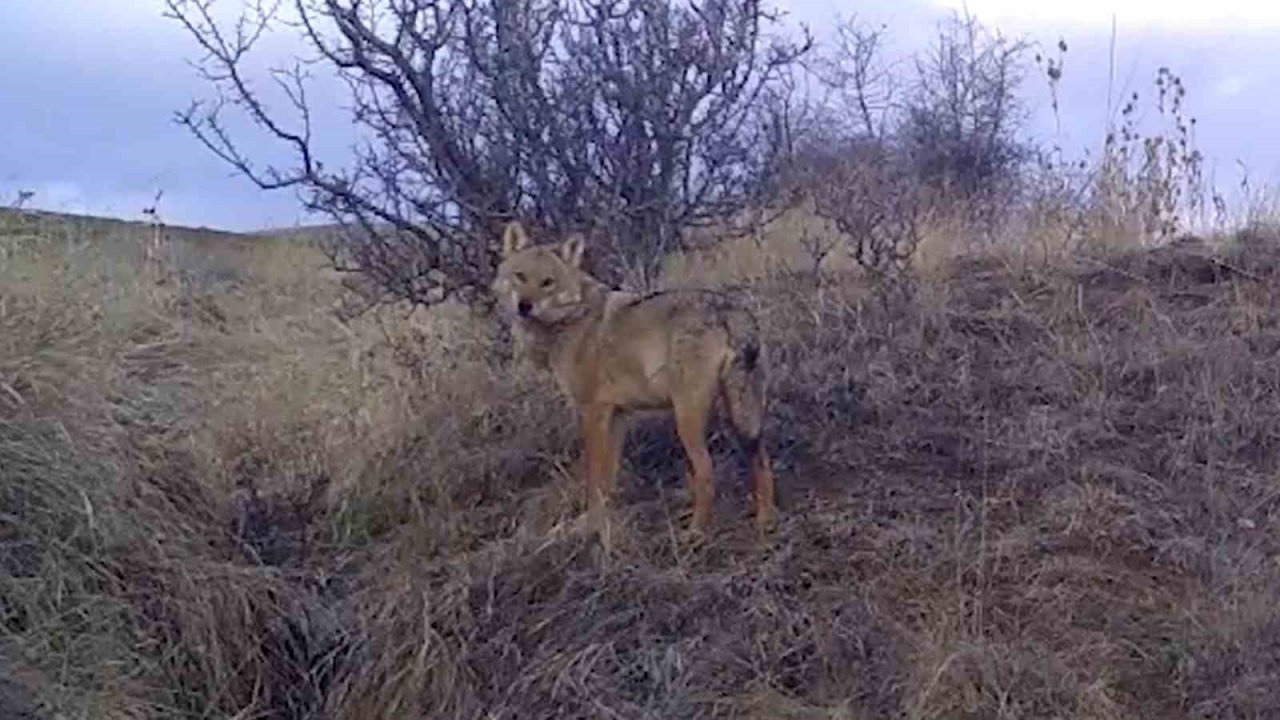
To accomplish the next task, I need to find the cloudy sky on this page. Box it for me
[2,0,1279,231]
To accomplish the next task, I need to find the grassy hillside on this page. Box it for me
[3,210,1280,718]
[0,207,249,244]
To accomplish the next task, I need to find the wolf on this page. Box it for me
[492,221,778,536]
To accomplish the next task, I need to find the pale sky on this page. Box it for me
[2,0,1279,231]
[933,0,1280,30]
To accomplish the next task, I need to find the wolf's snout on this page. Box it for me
[517,299,533,317]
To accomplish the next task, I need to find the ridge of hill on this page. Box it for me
[0,207,343,245]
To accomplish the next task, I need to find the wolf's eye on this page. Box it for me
[514,272,527,283]
[540,277,554,288]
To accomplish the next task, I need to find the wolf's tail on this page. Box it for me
[734,341,760,374]
[721,339,767,444]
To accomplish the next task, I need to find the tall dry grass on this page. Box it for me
[0,222,535,717]
[6,203,1280,718]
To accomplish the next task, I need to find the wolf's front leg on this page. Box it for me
[580,403,617,523]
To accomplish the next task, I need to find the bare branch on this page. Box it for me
[168,0,811,301]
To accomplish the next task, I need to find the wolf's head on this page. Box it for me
[492,221,590,324]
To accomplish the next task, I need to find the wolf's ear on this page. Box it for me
[559,234,585,268]
[502,221,530,257]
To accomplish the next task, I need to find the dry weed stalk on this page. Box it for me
[140,189,168,278]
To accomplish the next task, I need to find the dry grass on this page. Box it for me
[4,210,1280,718]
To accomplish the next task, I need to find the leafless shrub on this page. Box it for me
[901,12,1032,221]
[774,12,1029,280]
[794,212,837,284]
[799,140,928,280]
[765,18,926,282]
[165,0,811,298]
[804,15,897,141]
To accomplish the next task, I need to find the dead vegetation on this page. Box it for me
[5,210,1280,718]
